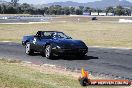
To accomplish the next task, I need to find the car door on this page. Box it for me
[32,37,39,51]
[32,32,53,52]
[32,37,44,52]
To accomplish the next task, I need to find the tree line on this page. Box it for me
[0,1,132,16]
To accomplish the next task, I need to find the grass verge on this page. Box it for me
[0,58,130,88]
[0,59,79,88]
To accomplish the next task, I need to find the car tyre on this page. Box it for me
[45,45,53,59]
[25,42,34,55]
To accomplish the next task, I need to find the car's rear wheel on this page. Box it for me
[45,45,53,59]
[25,42,34,55]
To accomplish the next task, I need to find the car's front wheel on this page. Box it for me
[25,42,34,55]
[45,45,53,59]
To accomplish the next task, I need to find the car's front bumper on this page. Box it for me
[52,47,88,56]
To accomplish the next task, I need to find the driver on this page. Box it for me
[36,31,42,37]
[51,32,57,38]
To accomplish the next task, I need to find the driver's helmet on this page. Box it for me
[36,31,42,37]
[51,32,57,38]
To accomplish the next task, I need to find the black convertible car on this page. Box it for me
[22,31,88,59]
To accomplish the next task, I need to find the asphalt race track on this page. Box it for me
[0,42,132,80]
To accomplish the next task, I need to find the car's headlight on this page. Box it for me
[56,45,61,49]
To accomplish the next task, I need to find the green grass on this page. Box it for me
[0,59,126,88]
[0,60,79,88]
[0,16,132,48]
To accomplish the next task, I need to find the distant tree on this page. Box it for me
[0,4,7,14]
[84,7,90,12]
[16,6,22,14]
[130,7,132,11]
[11,0,19,6]
[49,6,56,15]
[69,7,75,14]
[43,7,49,15]
[130,7,132,16]
[0,5,2,14]
[106,6,114,13]
[97,9,103,15]
[54,5,62,15]
[1,1,131,16]
[20,3,36,14]
[75,9,83,15]
[6,6,17,14]
[90,8,96,12]
[123,8,131,16]
[60,9,65,15]
[79,6,84,11]
[115,6,125,16]
[63,7,70,15]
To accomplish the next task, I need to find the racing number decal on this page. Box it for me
[33,38,37,44]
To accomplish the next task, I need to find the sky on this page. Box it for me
[3,0,132,4]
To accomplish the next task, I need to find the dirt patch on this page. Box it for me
[22,63,82,78]
[21,62,113,80]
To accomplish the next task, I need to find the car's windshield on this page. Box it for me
[42,32,71,39]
